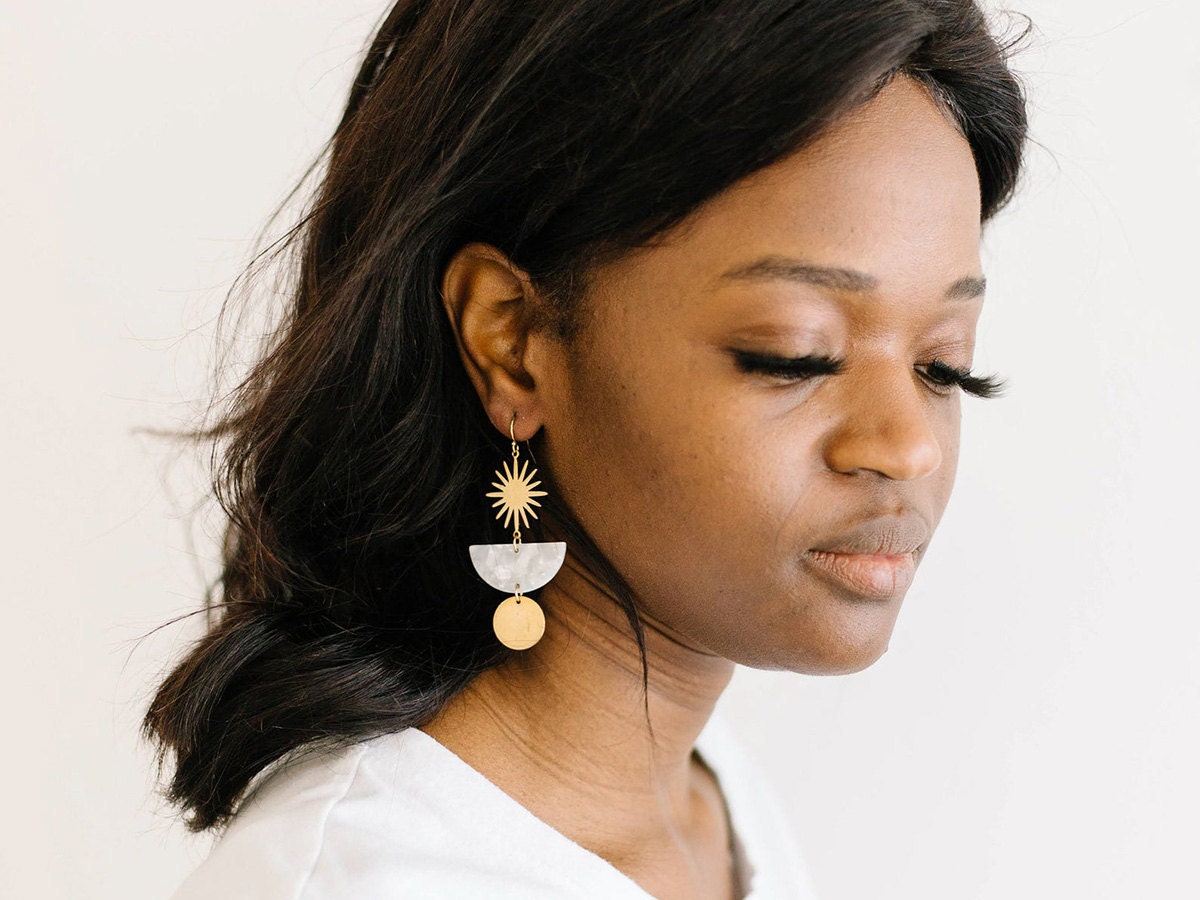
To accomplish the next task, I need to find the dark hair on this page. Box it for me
[143,0,1029,832]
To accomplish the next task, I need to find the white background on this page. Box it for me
[3,1,1197,897]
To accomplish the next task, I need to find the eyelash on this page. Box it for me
[732,351,1008,399]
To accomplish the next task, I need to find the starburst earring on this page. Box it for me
[469,412,566,650]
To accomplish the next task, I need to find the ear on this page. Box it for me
[439,242,551,441]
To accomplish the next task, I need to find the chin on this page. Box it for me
[761,612,899,675]
[801,639,891,675]
[738,631,894,674]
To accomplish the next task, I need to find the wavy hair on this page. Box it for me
[143,0,1030,832]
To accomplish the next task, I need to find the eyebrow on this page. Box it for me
[719,255,987,301]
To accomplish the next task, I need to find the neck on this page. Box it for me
[419,542,735,859]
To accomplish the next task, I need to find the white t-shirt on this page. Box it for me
[170,710,819,899]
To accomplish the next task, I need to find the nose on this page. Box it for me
[822,361,944,481]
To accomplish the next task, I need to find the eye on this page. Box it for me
[919,359,1009,399]
[733,350,1008,400]
[732,350,845,382]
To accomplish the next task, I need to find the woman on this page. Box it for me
[146,1,1028,897]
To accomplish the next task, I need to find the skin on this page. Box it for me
[427,75,986,899]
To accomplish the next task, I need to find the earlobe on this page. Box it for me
[439,242,545,439]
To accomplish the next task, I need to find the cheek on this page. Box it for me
[925,399,962,515]
[550,342,813,630]
[554,349,748,555]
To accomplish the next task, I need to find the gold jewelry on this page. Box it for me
[468,412,566,650]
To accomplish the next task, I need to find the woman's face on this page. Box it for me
[532,76,986,674]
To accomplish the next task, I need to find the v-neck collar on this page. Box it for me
[692,741,756,897]
[408,714,757,898]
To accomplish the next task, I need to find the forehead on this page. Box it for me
[632,77,984,306]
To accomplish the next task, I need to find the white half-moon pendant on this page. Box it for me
[493,595,545,650]
[468,541,566,593]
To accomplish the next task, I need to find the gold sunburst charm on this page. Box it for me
[486,457,548,531]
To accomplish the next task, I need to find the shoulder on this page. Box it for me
[170,738,375,900]
[168,728,630,900]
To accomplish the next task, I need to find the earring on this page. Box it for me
[469,412,566,650]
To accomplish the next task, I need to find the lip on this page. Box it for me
[808,516,926,557]
[805,549,916,600]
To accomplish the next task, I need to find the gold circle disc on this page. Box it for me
[492,595,545,650]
